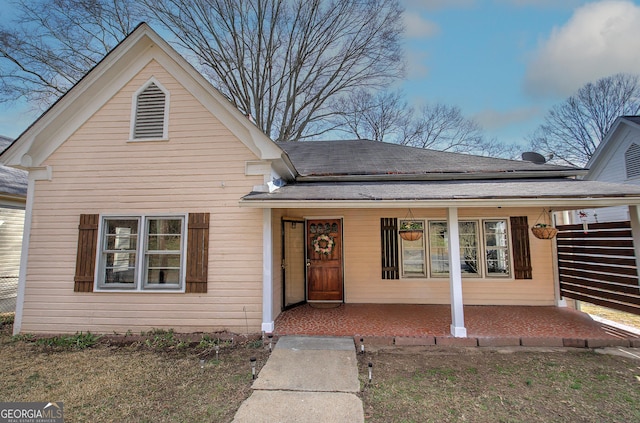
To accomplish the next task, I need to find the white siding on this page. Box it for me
[0,206,25,311]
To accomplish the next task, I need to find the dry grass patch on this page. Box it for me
[0,321,269,423]
[359,347,640,423]
[580,303,640,330]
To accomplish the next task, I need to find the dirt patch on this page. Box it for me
[358,346,640,422]
[580,303,640,330]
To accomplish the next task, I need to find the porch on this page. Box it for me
[273,304,640,347]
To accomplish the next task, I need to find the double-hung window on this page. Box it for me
[98,215,186,291]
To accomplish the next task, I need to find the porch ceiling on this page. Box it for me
[240,178,640,209]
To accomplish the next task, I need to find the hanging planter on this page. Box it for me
[399,220,423,241]
[531,224,558,240]
[531,208,557,239]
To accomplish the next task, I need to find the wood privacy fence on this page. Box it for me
[557,221,640,315]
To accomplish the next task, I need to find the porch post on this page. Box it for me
[262,209,275,333]
[447,207,467,337]
[629,205,640,272]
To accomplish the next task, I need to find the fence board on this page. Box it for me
[556,221,640,315]
[558,267,639,286]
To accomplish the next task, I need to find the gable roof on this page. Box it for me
[586,115,640,179]
[0,136,27,199]
[279,139,582,181]
[0,23,292,178]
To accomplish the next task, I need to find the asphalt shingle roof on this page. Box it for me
[0,136,27,197]
[278,139,577,178]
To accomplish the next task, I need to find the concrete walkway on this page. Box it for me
[232,336,364,423]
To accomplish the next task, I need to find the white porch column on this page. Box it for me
[629,205,640,272]
[447,207,467,337]
[261,209,274,333]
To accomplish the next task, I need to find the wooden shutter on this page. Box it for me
[510,216,532,279]
[186,213,210,293]
[381,218,399,280]
[134,82,166,139]
[74,214,99,292]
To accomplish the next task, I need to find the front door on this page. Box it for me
[307,219,343,301]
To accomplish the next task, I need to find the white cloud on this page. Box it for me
[525,0,640,97]
[404,13,440,38]
[473,106,541,130]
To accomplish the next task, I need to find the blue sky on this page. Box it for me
[2,0,640,148]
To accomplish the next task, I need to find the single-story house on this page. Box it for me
[3,24,640,337]
[0,135,27,314]
[561,116,640,225]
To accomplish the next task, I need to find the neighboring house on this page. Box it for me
[0,135,27,313]
[562,116,640,225]
[3,24,640,336]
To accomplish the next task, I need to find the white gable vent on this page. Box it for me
[133,81,167,139]
[625,143,640,179]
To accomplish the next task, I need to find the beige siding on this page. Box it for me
[273,207,556,306]
[21,61,265,334]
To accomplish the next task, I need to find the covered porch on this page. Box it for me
[273,304,640,347]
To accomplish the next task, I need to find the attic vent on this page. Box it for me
[133,82,166,139]
[625,143,640,179]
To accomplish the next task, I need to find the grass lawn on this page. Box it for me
[358,347,640,423]
[2,315,640,423]
[580,303,640,330]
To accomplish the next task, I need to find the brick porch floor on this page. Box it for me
[273,304,640,348]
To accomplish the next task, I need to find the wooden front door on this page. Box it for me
[307,219,343,301]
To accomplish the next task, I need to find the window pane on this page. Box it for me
[146,252,181,285]
[484,220,510,276]
[147,219,182,251]
[104,219,138,250]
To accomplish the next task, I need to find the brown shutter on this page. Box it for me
[510,216,532,279]
[381,218,399,280]
[74,214,99,292]
[186,213,210,293]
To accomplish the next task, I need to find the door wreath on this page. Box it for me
[312,234,334,255]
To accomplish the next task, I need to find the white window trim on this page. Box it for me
[129,77,170,141]
[399,217,514,280]
[95,213,187,293]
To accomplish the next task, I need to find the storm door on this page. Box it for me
[282,218,305,309]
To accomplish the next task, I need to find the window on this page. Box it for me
[484,220,510,276]
[395,218,513,279]
[400,220,426,277]
[625,143,640,179]
[428,220,481,278]
[97,215,186,291]
[131,79,169,140]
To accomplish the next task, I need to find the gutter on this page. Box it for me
[295,169,587,182]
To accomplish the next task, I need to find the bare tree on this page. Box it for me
[528,73,640,167]
[141,0,404,141]
[402,103,485,153]
[335,89,516,156]
[0,0,139,108]
[332,89,411,142]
